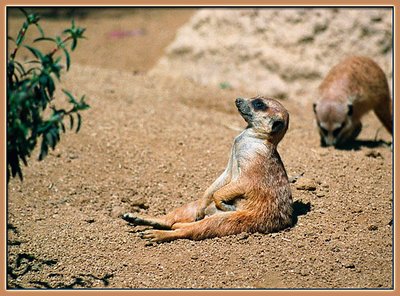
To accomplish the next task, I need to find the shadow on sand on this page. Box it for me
[335,139,391,151]
[292,200,312,226]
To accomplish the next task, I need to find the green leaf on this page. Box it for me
[50,128,60,149]
[13,61,27,76]
[62,89,77,104]
[54,127,60,142]
[63,28,72,35]
[78,95,90,110]
[39,74,48,87]
[26,67,41,75]
[79,28,87,36]
[16,165,23,181]
[60,122,66,133]
[38,137,48,161]
[19,8,29,19]
[47,76,55,97]
[71,38,77,51]
[26,60,41,64]
[24,45,45,61]
[35,23,44,37]
[55,36,63,46]
[45,130,55,149]
[69,114,74,130]
[13,65,24,77]
[76,113,82,133]
[20,154,28,166]
[27,13,40,25]
[33,37,56,43]
[62,48,71,71]
[9,150,23,181]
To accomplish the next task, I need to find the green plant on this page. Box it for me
[219,81,232,90]
[7,9,89,182]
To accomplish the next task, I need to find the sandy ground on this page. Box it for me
[7,8,393,289]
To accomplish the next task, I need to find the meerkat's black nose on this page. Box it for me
[235,98,244,107]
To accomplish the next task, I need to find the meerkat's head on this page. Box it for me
[313,100,360,147]
[235,96,289,145]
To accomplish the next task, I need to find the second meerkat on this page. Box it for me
[123,96,293,242]
[313,56,393,147]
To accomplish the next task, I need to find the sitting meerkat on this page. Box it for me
[123,96,293,242]
[313,56,392,147]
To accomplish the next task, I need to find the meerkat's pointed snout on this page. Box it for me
[235,97,246,109]
[235,98,252,122]
[323,135,336,147]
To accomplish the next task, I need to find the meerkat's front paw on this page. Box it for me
[215,201,236,212]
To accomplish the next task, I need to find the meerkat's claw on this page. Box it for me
[140,230,155,240]
[138,231,147,239]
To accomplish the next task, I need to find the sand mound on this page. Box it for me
[151,8,392,102]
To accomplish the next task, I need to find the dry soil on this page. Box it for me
[7,8,393,289]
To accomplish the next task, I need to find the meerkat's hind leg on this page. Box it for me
[142,211,253,242]
[373,99,393,134]
[122,213,171,230]
[123,200,203,230]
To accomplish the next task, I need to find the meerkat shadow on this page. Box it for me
[292,200,311,226]
[335,139,391,151]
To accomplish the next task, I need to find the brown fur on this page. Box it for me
[123,97,293,242]
[313,56,392,147]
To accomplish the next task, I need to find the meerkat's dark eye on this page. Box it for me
[320,128,328,135]
[271,120,285,133]
[252,99,267,111]
[347,104,353,116]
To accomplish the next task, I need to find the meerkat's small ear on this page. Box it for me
[313,103,317,114]
[347,103,353,116]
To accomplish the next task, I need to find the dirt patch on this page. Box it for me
[7,8,195,73]
[7,8,392,289]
